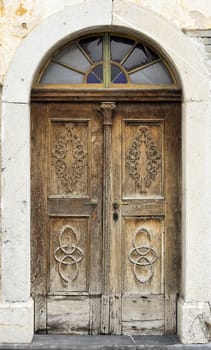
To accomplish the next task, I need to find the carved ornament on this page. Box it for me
[51,124,87,193]
[128,228,158,284]
[126,126,161,194]
[98,102,116,125]
[54,225,84,284]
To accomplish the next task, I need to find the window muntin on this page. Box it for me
[38,34,176,87]
[79,36,103,63]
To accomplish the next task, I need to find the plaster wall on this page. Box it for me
[0,0,211,345]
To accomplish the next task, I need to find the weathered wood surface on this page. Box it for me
[47,296,90,334]
[34,295,47,333]
[112,102,180,335]
[31,100,181,335]
[31,88,182,102]
[99,102,116,334]
[31,103,48,332]
[122,320,165,335]
[164,103,181,334]
[122,295,164,322]
[31,102,103,334]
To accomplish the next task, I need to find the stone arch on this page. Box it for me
[1,0,210,344]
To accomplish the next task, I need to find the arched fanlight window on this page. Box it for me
[37,33,177,88]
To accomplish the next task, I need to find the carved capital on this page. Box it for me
[98,102,116,125]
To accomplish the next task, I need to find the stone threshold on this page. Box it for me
[1,335,211,350]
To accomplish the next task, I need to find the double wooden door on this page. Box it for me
[31,100,181,335]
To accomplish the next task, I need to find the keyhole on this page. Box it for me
[113,212,118,221]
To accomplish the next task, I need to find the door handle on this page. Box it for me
[113,199,128,209]
[83,198,98,205]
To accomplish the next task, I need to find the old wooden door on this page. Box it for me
[31,102,103,334]
[31,99,180,335]
[108,102,181,335]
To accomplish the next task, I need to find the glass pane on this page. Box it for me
[40,62,84,84]
[123,44,158,71]
[111,64,121,81]
[79,36,103,62]
[129,61,173,85]
[111,36,134,62]
[93,64,103,81]
[111,64,127,84]
[54,44,90,72]
[86,64,103,83]
[113,72,127,84]
[87,72,101,83]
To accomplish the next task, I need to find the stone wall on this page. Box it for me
[184,30,211,92]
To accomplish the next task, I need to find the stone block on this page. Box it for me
[1,102,30,302]
[181,102,211,302]
[0,299,34,343]
[178,298,211,344]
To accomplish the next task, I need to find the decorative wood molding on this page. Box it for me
[31,88,182,102]
[99,101,116,333]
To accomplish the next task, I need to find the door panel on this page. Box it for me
[31,100,180,335]
[123,217,164,294]
[31,102,103,334]
[111,102,180,334]
[122,217,164,334]
[123,120,163,198]
[122,296,165,335]
[50,120,89,196]
[47,296,90,334]
[49,217,88,292]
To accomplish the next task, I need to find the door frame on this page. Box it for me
[1,1,211,344]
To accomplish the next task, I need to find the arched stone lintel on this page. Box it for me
[2,0,210,103]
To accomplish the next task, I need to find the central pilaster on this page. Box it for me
[98,102,116,334]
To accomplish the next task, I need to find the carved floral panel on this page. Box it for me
[50,122,88,195]
[123,122,163,197]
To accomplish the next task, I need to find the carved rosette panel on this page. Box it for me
[126,126,161,194]
[128,228,158,284]
[54,225,84,284]
[51,124,87,193]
